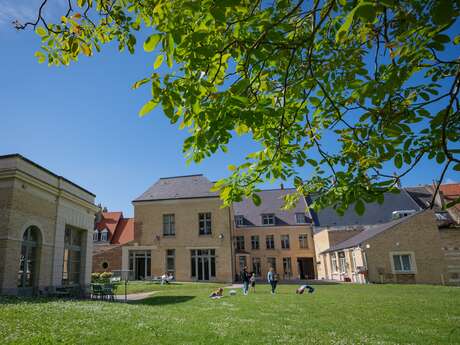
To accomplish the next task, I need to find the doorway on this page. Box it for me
[191,249,216,281]
[297,257,315,280]
[18,226,40,296]
[129,251,151,280]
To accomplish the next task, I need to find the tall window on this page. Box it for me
[299,234,309,248]
[267,257,276,272]
[252,257,261,276]
[93,230,99,242]
[191,249,216,280]
[283,257,292,279]
[166,249,175,275]
[62,227,82,286]
[330,252,338,273]
[393,254,413,272]
[235,236,245,251]
[251,235,260,250]
[163,214,175,236]
[100,229,109,242]
[338,252,346,273]
[266,235,275,249]
[281,235,290,249]
[239,256,247,271]
[235,215,244,227]
[18,226,40,289]
[262,214,275,225]
[199,213,212,235]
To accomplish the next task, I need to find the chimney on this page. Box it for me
[280,183,284,190]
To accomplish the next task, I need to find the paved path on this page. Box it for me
[114,291,158,302]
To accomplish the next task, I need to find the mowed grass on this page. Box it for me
[1,283,460,345]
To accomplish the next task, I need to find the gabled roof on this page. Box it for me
[133,174,218,202]
[321,211,424,253]
[96,212,123,237]
[233,189,310,227]
[313,189,421,229]
[111,218,134,245]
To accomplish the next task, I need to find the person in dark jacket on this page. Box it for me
[240,266,250,295]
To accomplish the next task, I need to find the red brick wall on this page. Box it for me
[92,245,123,273]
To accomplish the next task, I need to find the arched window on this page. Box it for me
[100,229,109,242]
[18,226,40,289]
[93,230,99,242]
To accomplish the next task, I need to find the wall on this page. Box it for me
[130,197,233,282]
[439,228,460,285]
[92,244,123,273]
[233,225,316,280]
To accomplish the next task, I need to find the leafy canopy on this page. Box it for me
[19,0,460,214]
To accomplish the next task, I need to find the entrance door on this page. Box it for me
[297,257,315,280]
[191,249,216,281]
[18,226,40,296]
[129,251,151,280]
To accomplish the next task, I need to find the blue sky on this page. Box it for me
[0,1,458,217]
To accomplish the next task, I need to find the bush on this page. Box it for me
[91,273,101,282]
[100,272,113,280]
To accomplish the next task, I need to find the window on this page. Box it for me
[266,235,275,249]
[62,227,82,286]
[100,229,109,242]
[166,249,175,275]
[252,257,261,277]
[163,214,175,236]
[338,251,346,273]
[283,257,292,279]
[235,215,244,226]
[299,234,308,249]
[262,214,275,225]
[239,256,247,271]
[93,230,99,242]
[295,213,308,224]
[330,252,338,273]
[351,250,356,271]
[199,213,212,235]
[235,236,245,251]
[191,249,216,280]
[281,235,290,249]
[18,226,40,288]
[251,235,260,250]
[267,257,277,272]
[392,254,414,273]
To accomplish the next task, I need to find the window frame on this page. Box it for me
[100,229,109,242]
[235,236,245,251]
[266,235,275,250]
[299,234,308,249]
[261,213,275,226]
[295,213,308,224]
[163,214,176,236]
[198,212,212,235]
[390,252,417,274]
[235,215,244,227]
[281,234,290,249]
[251,235,260,250]
[166,249,175,275]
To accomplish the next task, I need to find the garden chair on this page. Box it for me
[91,284,104,300]
[103,284,116,302]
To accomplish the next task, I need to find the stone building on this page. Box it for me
[0,154,98,295]
[126,175,234,282]
[317,210,446,285]
[92,211,134,273]
[233,189,316,281]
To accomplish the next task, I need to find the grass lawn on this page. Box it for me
[1,283,459,345]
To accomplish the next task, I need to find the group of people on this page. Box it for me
[160,272,174,285]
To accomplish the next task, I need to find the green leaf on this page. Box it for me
[34,51,46,64]
[167,34,174,68]
[252,193,261,206]
[35,26,47,37]
[335,9,356,42]
[143,34,161,52]
[394,154,402,169]
[355,2,377,22]
[309,97,321,107]
[355,199,365,216]
[454,36,460,45]
[436,152,445,164]
[453,163,460,171]
[446,196,460,208]
[431,0,453,25]
[139,100,159,117]
[153,54,164,69]
[228,164,237,171]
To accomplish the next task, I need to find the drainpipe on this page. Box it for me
[228,206,236,283]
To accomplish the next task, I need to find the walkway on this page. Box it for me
[114,291,158,302]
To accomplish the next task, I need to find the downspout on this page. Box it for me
[228,205,235,283]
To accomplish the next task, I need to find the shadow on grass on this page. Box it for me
[131,295,195,306]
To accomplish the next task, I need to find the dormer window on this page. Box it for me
[93,230,99,242]
[235,215,244,227]
[295,213,308,224]
[262,214,275,226]
[100,229,109,242]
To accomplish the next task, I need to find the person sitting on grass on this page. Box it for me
[296,284,315,294]
[209,287,224,299]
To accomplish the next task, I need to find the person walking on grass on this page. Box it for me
[267,267,278,294]
[241,266,250,295]
[249,273,256,293]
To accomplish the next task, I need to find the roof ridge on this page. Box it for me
[159,174,204,180]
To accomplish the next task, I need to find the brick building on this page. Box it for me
[0,154,98,295]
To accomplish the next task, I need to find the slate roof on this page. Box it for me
[233,189,311,227]
[321,211,424,253]
[133,174,218,202]
[312,189,421,229]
